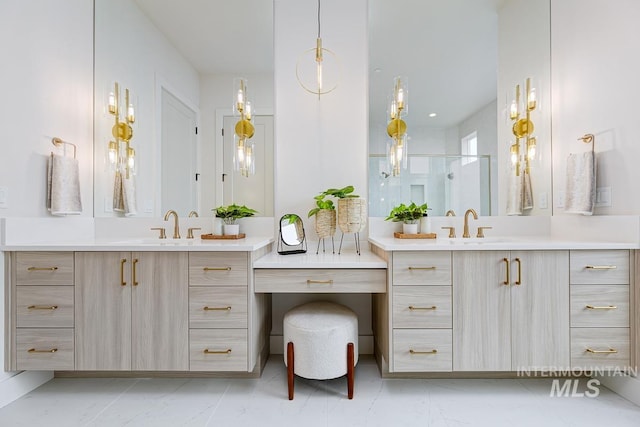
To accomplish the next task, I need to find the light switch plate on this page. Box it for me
[595,187,612,207]
[539,192,548,209]
[0,186,7,208]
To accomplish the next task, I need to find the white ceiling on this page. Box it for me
[132,0,499,129]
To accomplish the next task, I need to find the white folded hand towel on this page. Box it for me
[47,153,82,215]
[564,151,596,215]
[506,168,523,216]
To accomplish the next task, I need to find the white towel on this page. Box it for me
[523,170,534,211]
[506,168,523,216]
[113,169,137,216]
[47,153,82,215]
[564,151,596,215]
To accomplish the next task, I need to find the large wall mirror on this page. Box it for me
[368,0,552,217]
[94,0,274,218]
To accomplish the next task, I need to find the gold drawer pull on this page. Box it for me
[120,258,127,286]
[27,267,58,271]
[203,306,232,311]
[28,348,58,353]
[307,279,333,284]
[586,348,618,354]
[408,305,437,311]
[408,266,436,270]
[27,305,58,310]
[409,349,438,355]
[585,265,617,270]
[203,267,232,271]
[586,305,617,310]
[204,348,232,355]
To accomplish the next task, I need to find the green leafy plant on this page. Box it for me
[385,202,428,223]
[213,204,257,225]
[322,185,359,199]
[308,194,335,217]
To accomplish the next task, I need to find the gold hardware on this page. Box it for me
[445,210,456,216]
[408,266,436,271]
[503,258,510,285]
[386,76,408,176]
[409,349,438,355]
[307,279,333,284]
[586,348,618,354]
[462,208,478,238]
[163,210,180,239]
[27,305,58,310]
[108,82,136,179]
[51,137,77,159]
[187,227,201,239]
[203,267,232,271]
[204,306,232,311]
[188,210,199,218]
[510,77,537,175]
[150,227,166,239]
[586,305,617,310]
[28,348,58,353]
[132,258,139,286]
[27,267,58,271]
[408,306,436,311]
[514,257,522,285]
[233,78,257,177]
[120,258,127,286]
[204,349,232,355]
[476,226,492,238]
[585,265,617,270]
[441,226,456,238]
[578,134,595,153]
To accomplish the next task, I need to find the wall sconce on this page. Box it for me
[107,82,136,178]
[387,76,408,176]
[509,77,537,175]
[296,0,339,98]
[233,77,255,177]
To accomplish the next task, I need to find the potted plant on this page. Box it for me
[322,186,367,234]
[212,203,257,235]
[385,202,428,234]
[308,194,336,239]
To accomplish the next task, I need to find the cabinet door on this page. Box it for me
[132,252,189,371]
[453,251,511,371]
[511,251,570,369]
[75,252,132,370]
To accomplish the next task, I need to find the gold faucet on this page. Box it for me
[164,210,181,239]
[188,211,199,218]
[462,208,478,238]
[445,209,456,216]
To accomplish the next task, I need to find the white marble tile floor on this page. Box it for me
[0,356,638,426]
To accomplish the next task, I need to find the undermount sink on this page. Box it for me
[447,237,512,244]
[105,238,195,245]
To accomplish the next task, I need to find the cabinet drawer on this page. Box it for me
[16,286,74,328]
[16,252,74,286]
[570,285,629,327]
[254,269,386,293]
[189,252,248,286]
[392,251,451,286]
[189,329,248,371]
[189,287,247,328]
[393,286,451,328]
[570,250,629,285]
[393,329,452,372]
[16,328,74,370]
[571,328,629,369]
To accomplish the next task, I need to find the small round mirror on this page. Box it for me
[280,214,305,246]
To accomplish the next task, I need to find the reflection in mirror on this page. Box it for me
[278,214,307,255]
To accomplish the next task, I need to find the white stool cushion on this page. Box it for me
[283,301,358,380]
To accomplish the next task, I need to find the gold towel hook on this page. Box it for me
[51,137,77,159]
[578,134,595,153]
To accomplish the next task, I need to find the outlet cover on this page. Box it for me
[0,186,8,209]
[595,187,612,207]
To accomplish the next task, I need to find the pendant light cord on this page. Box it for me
[317,0,321,38]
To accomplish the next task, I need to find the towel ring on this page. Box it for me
[578,134,595,153]
[52,137,77,159]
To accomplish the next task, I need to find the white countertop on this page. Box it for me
[368,236,639,251]
[254,249,387,268]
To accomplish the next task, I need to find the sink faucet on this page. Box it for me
[445,209,456,217]
[164,210,181,239]
[462,208,478,238]
[188,210,199,218]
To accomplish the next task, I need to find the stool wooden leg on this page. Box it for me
[287,342,295,400]
[347,342,354,399]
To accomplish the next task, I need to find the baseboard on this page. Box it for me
[0,370,53,408]
[270,335,374,355]
[595,374,640,406]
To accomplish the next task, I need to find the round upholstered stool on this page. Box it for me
[283,301,358,400]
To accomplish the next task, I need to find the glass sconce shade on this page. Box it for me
[233,78,248,116]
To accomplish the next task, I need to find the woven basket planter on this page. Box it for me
[315,209,336,238]
[337,198,367,233]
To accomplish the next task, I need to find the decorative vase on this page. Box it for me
[315,209,336,238]
[222,223,240,235]
[337,198,367,233]
[402,221,419,235]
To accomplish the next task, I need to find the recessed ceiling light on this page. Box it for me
[429,113,437,117]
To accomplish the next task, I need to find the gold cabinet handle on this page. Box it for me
[28,348,58,353]
[27,267,58,271]
[408,266,436,271]
[586,348,618,354]
[502,258,510,285]
[203,267,232,271]
[204,349,232,355]
[203,306,232,311]
[27,305,58,310]
[585,265,617,270]
[514,257,522,285]
[120,258,127,286]
[408,306,437,311]
[307,279,333,284]
[409,349,438,355]
[132,258,139,286]
[586,305,617,310]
